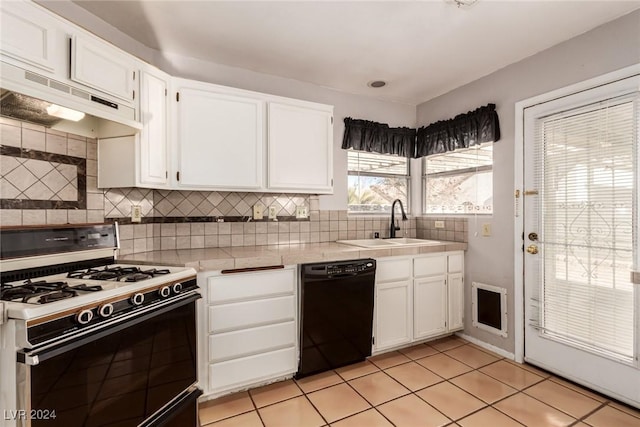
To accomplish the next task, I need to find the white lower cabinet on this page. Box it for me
[375,279,413,350]
[374,251,464,353]
[413,275,447,340]
[198,266,298,398]
[447,272,464,331]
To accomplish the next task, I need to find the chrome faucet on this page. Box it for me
[389,199,408,238]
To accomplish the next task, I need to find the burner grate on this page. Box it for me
[1,280,104,304]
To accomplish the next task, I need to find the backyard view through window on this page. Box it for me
[347,151,408,214]
[423,142,493,214]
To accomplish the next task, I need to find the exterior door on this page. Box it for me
[523,74,640,407]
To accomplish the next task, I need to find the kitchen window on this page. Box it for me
[347,150,409,214]
[423,142,493,214]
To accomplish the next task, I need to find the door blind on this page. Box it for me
[530,92,638,361]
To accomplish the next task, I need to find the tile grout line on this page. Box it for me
[245,388,267,427]
[343,357,457,426]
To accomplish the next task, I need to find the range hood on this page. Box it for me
[0,61,141,138]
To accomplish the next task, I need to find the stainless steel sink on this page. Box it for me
[337,238,444,248]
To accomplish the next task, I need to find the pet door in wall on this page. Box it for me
[472,282,507,337]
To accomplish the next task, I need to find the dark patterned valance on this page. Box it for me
[342,118,416,157]
[415,104,500,157]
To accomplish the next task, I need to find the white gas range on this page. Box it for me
[0,223,200,427]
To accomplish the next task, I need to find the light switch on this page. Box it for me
[482,223,491,236]
[435,220,445,229]
[253,204,264,220]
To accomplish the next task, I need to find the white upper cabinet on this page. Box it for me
[0,0,65,75]
[174,80,264,190]
[172,78,333,193]
[70,35,137,103]
[97,65,169,189]
[267,101,333,193]
[138,67,169,187]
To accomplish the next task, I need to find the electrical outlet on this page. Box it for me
[482,223,492,237]
[295,206,308,219]
[131,205,142,223]
[268,206,277,220]
[434,220,445,229]
[253,204,264,220]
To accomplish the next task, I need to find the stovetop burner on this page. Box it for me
[0,280,103,304]
[67,266,171,282]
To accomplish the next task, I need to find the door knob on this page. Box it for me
[526,244,538,254]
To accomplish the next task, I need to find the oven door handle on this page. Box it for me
[17,293,201,366]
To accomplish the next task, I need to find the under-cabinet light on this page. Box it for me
[46,104,85,121]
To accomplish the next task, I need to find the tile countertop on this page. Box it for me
[118,241,467,271]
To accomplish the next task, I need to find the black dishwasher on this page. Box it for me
[296,259,376,378]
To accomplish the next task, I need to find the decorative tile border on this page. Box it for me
[106,215,308,225]
[0,146,86,209]
[153,190,309,218]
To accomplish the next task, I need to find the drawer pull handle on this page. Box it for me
[221,265,285,274]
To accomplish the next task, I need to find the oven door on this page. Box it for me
[16,294,200,427]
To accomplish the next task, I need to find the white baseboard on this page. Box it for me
[455,332,515,360]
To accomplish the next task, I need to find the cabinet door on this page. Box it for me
[139,68,168,186]
[71,35,136,102]
[267,102,333,193]
[176,87,264,189]
[0,1,61,74]
[413,276,447,340]
[375,280,412,351]
[447,272,464,331]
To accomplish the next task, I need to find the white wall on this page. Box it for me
[416,10,640,353]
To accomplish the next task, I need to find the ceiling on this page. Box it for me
[64,0,640,105]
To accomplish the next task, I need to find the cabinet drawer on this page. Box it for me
[209,295,295,333]
[414,255,446,278]
[448,253,464,273]
[209,321,295,362]
[209,346,297,393]
[208,268,295,303]
[375,258,412,283]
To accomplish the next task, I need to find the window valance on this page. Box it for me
[415,104,500,157]
[341,118,416,157]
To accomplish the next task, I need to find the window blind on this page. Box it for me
[530,92,638,361]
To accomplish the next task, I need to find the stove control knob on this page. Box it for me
[131,293,145,306]
[98,303,114,318]
[76,309,94,325]
[172,283,183,294]
[159,286,171,298]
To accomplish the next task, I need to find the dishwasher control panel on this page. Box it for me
[327,261,375,275]
[302,258,376,279]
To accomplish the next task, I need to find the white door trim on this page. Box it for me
[513,63,640,364]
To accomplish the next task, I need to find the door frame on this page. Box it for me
[513,63,640,364]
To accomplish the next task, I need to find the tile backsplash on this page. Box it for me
[0,116,102,225]
[1,116,466,256]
